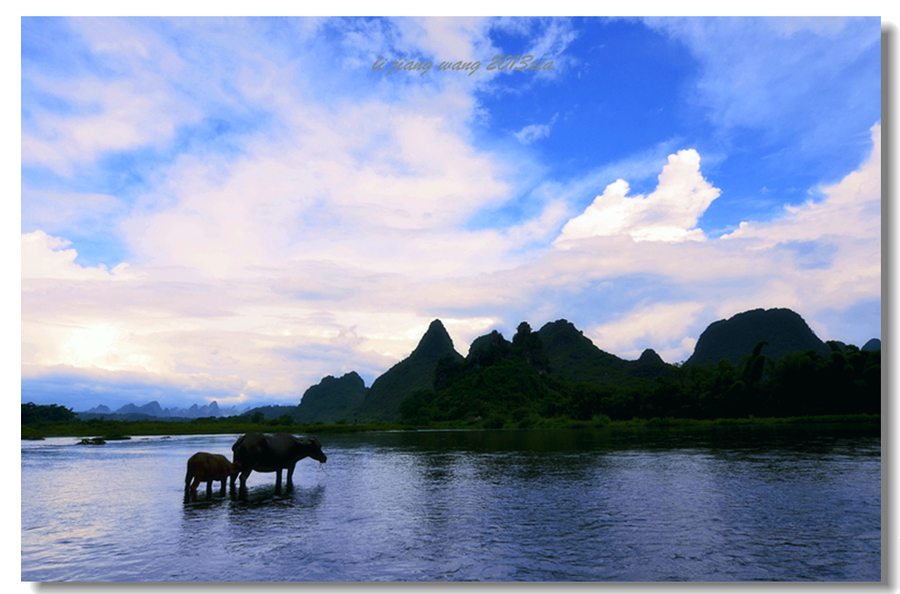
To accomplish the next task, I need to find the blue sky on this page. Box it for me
[19,16,883,412]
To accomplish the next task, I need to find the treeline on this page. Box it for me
[20,402,390,440]
[21,402,78,424]
[400,327,881,427]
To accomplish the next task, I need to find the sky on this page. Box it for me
[18,15,884,413]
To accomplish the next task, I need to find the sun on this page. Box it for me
[62,325,119,368]
[59,324,160,373]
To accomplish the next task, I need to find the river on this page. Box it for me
[21,424,881,581]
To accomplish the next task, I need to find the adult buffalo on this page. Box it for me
[231,432,326,497]
[185,452,241,502]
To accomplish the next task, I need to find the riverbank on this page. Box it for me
[21,412,880,441]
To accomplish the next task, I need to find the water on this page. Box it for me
[21,425,881,582]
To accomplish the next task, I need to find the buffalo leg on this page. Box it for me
[286,464,297,491]
[219,479,226,496]
[275,469,282,495]
[238,469,251,500]
[206,479,213,500]
[190,478,202,502]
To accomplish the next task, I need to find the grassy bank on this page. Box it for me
[21,413,880,441]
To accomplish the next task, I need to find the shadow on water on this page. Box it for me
[182,495,233,512]
[355,424,879,457]
[228,483,327,509]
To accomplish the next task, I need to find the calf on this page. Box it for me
[184,452,241,502]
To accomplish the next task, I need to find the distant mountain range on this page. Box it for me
[78,400,246,421]
[76,307,879,423]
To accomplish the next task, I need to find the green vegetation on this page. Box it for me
[21,405,879,441]
[22,402,77,424]
[296,372,368,423]
[398,329,880,428]
[538,319,661,386]
[21,406,400,440]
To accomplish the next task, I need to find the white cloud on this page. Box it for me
[588,302,706,362]
[22,19,201,176]
[395,17,492,63]
[21,84,193,176]
[118,93,514,282]
[514,113,558,144]
[555,149,720,245]
[22,231,136,281]
[493,17,578,81]
[723,123,881,248]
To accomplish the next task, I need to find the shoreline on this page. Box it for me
[21,412,880,441]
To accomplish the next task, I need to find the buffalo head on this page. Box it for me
[303,437,327,463]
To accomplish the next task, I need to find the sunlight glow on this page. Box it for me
[60,324,162,373]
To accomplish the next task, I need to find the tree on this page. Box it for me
[21,402,77,424]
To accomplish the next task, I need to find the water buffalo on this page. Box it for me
[184,452,241,502]
[231,432,327,497]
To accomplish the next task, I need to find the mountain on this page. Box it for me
[537,319,672,386]
[296,371,369,423]
[627,348,672,379]
[468,330,510,360]
[79,400,243,420]
[239,404,299,421]
[400,320,675,425]
[117,401,167,417]
[399,311,881,424]
[456,324,546,375]
[354,319,463,421]
[862,338,881,351]
[404,322,561,424]
[685,308,830,366]
[85,404,112,415]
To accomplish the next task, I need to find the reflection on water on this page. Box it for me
[22,426,880,581]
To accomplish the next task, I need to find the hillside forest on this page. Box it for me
[397,323,880,428]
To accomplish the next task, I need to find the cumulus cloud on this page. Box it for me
[22,231,136,281]
[555,149,720,245]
